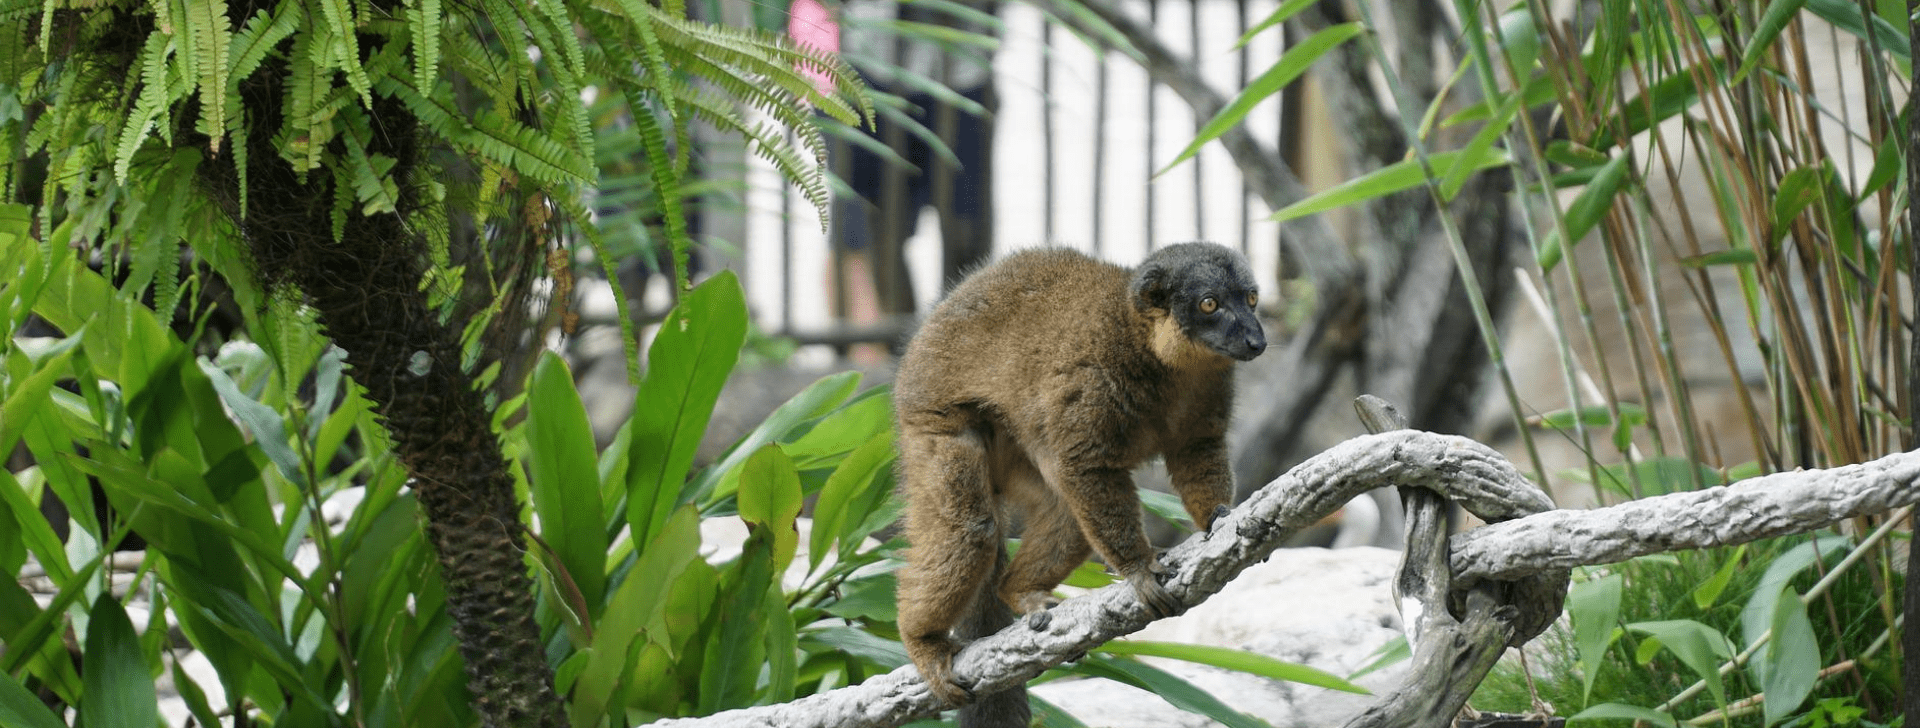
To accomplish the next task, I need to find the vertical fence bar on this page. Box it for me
[1093,46,1108,255]
[1042,17,1056,244]
[1236,0,1252,256]
[1145,0,1158,251]
[1189,0,1204,240]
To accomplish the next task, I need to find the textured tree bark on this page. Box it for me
[202,51,566,728]
[643,429,1920,728]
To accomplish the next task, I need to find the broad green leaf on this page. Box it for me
[1270,147,1509,223]
[1537,153,1628,271]
[1805,0,1908,63]
[689,371,862,507]
[779,388,894,469]
[1160,22,1364,176]
[1098,640,1367,694]
[1735,0,1810,83]
[1740,536,1848,648]
[572,506,700,726]
[1625,620,1733,705]
[808,430,895,570]
[738,444,804,575]
[798,624,907,668]
[1138,488,1194,530]
[627,271,748,548]
[0,670,64,728]
[0,329,81,455]
[1692,545,1747,610]
[1070,655,1267,728]
[1759,586,1819,725]
[761,582,798,704]
[1570,703,1678,727]
[524,351,608,611]
[81,593,158,728]
[1569,571,1623,701]
[198,356,302,486]
[699,528,776,713]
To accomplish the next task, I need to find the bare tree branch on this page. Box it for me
[1449,448,1920,583]
[645,430,1919,728]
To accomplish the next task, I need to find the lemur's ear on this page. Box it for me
[1130,259,1171,313]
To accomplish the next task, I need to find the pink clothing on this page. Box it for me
[788,0,841,97]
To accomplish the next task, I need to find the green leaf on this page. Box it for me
[688,371,863,506]
[626,271,748,548]
[198,356,302,486]
[572,506,701,726]
[1532,403,1647,432]
[1569,572,1623,701]
[807,430,896,570]
[1805,0,1908,63]
[0,670,65,728]
[1097,640,1368,694]
[81,593,159,728]
[1759,586,1819,725]
[1233,0,1315,49]
[1346,635,1408,680]
[1691,545,1747,609]
[699,528,776,712]
[1570,703,1678,727]
[1270,147,1509,222]
[1734,0,1811,83]
[1537,152,1629,271]
[0,328,81,455]
[737,444,803,575]
[1624,620,1734,705]
[1771,165,1829,237]
[1679,249,1758,267]
[1070,655,1267,728]
[524,351,609,611]
[1740,535,1848,652]
[1159,22,1363,176]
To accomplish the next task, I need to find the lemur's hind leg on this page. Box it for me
[896,420,999,705]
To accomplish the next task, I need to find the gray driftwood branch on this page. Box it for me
[645,431,1920,728]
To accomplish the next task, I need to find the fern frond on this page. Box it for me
[653,16,869,126]
[229,5,298,89]
[469,109,594,184]
[186,0,232,154]
[228,106,250,216]
[339,106,401,214]
[282,23,339,173]
[315,0,371,106]
[407,0,441,86]
[114,30,175,183]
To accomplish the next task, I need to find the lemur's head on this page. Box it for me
[1130,242,1267,362]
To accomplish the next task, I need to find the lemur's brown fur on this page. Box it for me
[893,243,1266,723]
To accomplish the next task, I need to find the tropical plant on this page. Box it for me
[0,0,871,725]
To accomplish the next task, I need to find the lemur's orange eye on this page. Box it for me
[1247,292,1258,308]
[1200,297,1218,314]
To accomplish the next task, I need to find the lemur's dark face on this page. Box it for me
[1131,243,1268,361]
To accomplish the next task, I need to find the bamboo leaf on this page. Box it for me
[1233,0,1315,49]
[1570,703,1678,727]
[1070,655,1268,728]
[1569,572,1623,701]
[1270,147,1509,222]
[1097,640,1368,694]
[1537,153,1629,271]
[1734,0,1809,83]
[1159,22,1363,177]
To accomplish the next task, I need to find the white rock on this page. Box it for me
[1035,547,1407,728]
